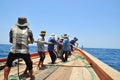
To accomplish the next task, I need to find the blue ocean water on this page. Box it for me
[0,44,37,58]
[84,48,120,72]
[0,44,120,72]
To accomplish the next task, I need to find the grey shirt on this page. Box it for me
[37,36,46,52]
[10,26,34,54]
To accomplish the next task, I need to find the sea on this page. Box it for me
[0,44,120,72]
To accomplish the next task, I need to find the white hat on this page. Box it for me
[60,37,64,40]
[50,33,57,39]
[50,33,56,37]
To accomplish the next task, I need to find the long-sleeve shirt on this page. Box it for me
[48,38,57,51]
[70,39,76,45]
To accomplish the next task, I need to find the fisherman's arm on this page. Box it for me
[9,29,13,43]
[28,30,34,44]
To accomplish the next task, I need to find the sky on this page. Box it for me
[0,0,120,49]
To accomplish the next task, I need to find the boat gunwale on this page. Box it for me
[77,48,120,80]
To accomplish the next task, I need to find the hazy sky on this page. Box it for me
[0,0,120,49]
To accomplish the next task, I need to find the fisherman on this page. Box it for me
[70,37,78,51]
[34,30,48,69]
[48,33,57,64]
[3,17,34,80]
[56,37,64,59]
[61,34,70,62]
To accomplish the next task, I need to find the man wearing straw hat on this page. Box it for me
[48,33,57,64]
[70,37,78,51]
[61,34,70,62]
[3,17,34,80]
[34,30,48,69]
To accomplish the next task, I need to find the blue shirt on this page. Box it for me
[62,38,70,51]
[70,39,76,45]
[48,38,57,51]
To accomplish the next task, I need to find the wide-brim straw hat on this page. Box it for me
[74,37,78,40]
[40,30,46,35]
[63,34,69,38]
[60,37,64,40]
[16,17,29,26]
[50,33,56,38]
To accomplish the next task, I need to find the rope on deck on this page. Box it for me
[44,54,97,80]
[45,64,91,67]
[8,58,21,80]
[7,52,97,80]
[8,75,20,80]
[75,55,96,80]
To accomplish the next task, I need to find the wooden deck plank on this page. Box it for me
[45,63,74,80]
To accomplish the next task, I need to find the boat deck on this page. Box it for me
[0,50,100,80]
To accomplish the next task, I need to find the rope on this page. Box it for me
[75,55,96,80]
[17,58,20,79]
[8,53,96,80]
[8,58,20,80]
[8,75,19,80]
[45,64,91,67]
[43,54,96,80]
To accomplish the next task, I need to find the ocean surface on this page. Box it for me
[0,44,120,72]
